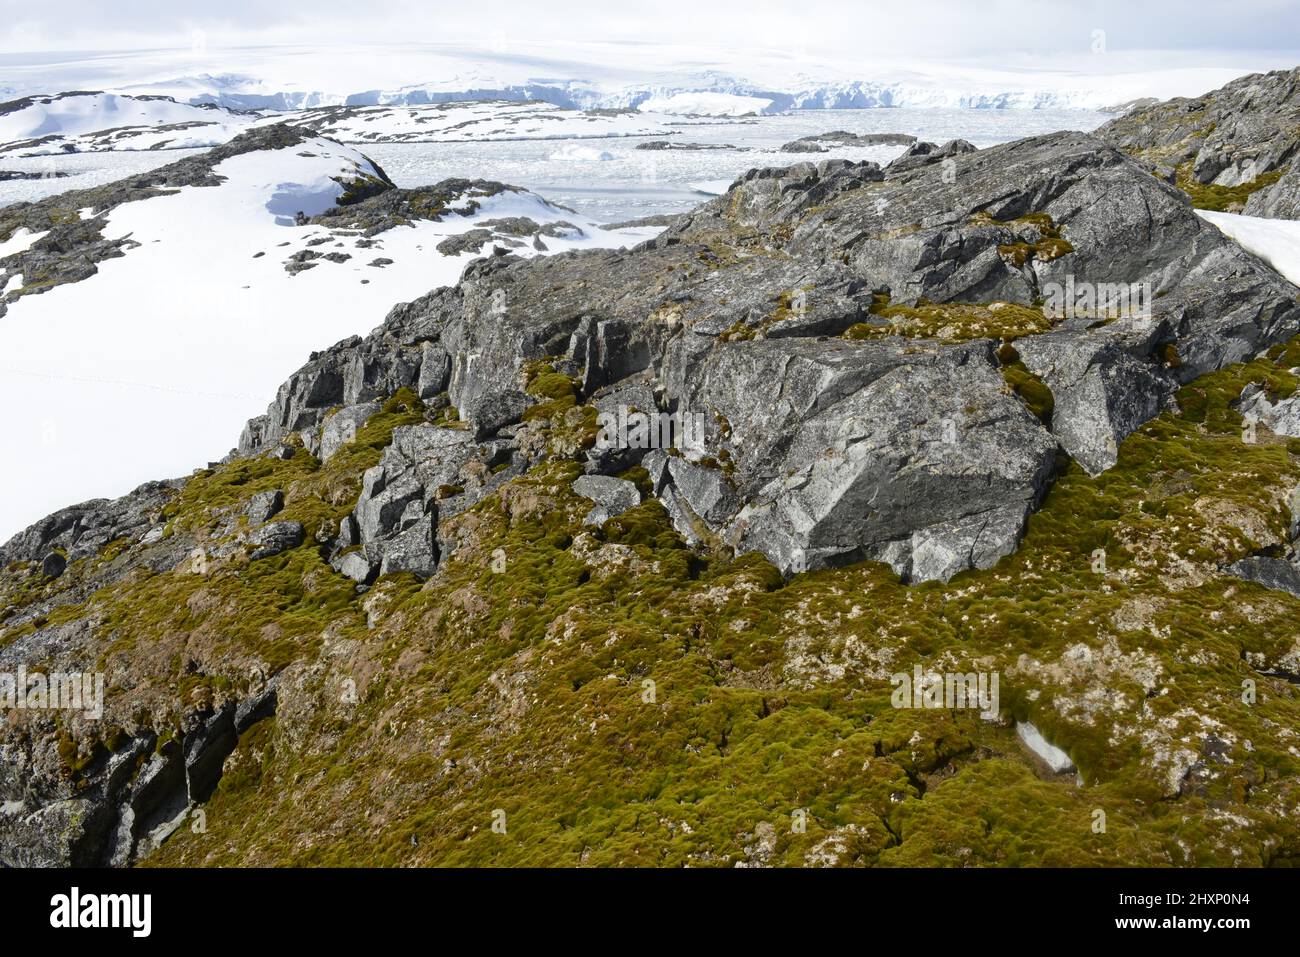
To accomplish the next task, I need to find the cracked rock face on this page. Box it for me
[232,130,1297,583]
[707,339,1057,579]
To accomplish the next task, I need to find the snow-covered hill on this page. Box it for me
[0,93,694,156]
[0,91,257,156]
[0,129,661,541]
[287,100,678,142]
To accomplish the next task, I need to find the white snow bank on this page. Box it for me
[0,92,255,157]
[0,228,49,259]
[1197,209,1300,287]
[1016,722,1075,773]
[0,137,661,542]
[548,144,617,162]
[688,180,735,196]
[638,92,774,116]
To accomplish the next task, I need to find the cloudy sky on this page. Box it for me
[1,1,1298,105]
[3,0,1300,63]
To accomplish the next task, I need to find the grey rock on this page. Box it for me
[355,474,423,544]
[245,489,284,524]
[1226,556,1300,597]
[378,514,438,577]
[573,475,640,525]
[184,703,236,803]
[1099,66,1300,218]
[333,550,376,583]
[1245,158,1300,218]
[347,424,478,577]
[234,679,279,736]
[464,389,530,439]
[248,521,304,560]
[886,138,977,174]
[664,457,737,526]
[0,478,181,568]
[320,403,380,461]
[1015,321,1174,475]
[907,504,1031,583]
[1238,382,1300,437]
[711,339,1057,576]
[417,341,450,399]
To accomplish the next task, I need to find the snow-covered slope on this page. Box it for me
[0,135,661,542]
[0,92,257,156]
[0,95,690,156]
[287,100,677,142]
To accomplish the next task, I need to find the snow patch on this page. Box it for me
[0,227,49,259]
[689,179,735,196]
[0,92,255,157]
[1016,721,1075,773]
[548,144,617,162]
[1197,210,1300,287]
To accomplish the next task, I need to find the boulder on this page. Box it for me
[1226,556,1300,597]
[245,489,284,524]
[573,475,641,525]
[378,514,438,578]
[320,403,380,461]
[1239,382,1300,437]
[332,550,376,583]
[248,521,304,560]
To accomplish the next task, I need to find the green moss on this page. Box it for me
[524,364,580,402]
[10,326,1299,868]
[1176,164,1285,212]
[718,319,757,342]
[844,295,1055,343]
[143,333,1300,866]
[997,343,1055,424]
[964,211,1075,268]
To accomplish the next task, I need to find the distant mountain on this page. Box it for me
[1,43,1259,120]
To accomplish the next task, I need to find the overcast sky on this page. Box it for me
[4,0,1300,63]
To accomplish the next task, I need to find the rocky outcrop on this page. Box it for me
[224,129,1300,584]
[780,131,917,153]
[573,475,641,525]
[1099,67,1300,215]
[0,681,278,867]
[1238,380,1300,437]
